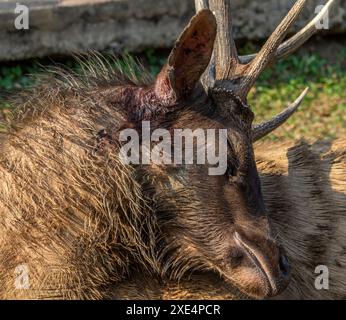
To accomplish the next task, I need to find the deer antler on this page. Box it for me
[252,87,309,141]
[240,0,336,64]
[238,0,307,97]
[195,0,336,139]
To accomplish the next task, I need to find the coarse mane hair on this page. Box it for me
[0,53,160,299]
[1,53,153,131]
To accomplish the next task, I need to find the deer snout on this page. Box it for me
[233,230,291,297]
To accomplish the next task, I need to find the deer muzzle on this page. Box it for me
[234,231,291,297]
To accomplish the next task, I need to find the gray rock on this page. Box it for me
[0,0,344,61]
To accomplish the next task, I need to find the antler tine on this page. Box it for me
[252,87,309,142]
[195,0,209,11]
[195,0,216,88]
[238,0,308,98]
[195,0,241,88]
[240,0,337,65]
[208,0,240,80]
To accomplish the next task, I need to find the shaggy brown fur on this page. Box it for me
[110,139,346,299]
[0,10,320,300]
[0,56,160,299]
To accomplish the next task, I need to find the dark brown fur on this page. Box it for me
[0,10,311,299]
[110,139,346,300]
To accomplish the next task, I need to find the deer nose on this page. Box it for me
[234,230,291,296]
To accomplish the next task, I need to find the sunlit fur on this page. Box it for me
[0,50,286,299]
[110,139,346,300]
[0,56,160,299]
[1,10,294,299]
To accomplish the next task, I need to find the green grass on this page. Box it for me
[247,48,346,141]
[1,45,345,141]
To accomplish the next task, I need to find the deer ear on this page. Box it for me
[155,10,217,104]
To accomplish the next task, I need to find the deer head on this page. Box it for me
[109,0,334,298]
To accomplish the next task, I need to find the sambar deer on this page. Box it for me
[0,0,338,299]
[110,138,346,300]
